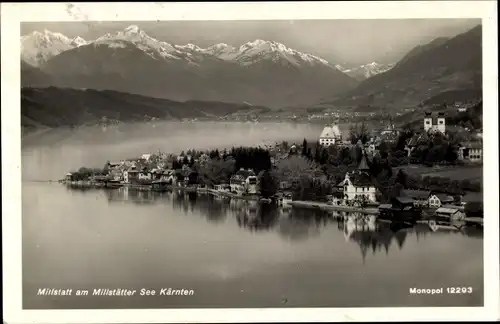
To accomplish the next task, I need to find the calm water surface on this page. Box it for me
[22,122,483,308]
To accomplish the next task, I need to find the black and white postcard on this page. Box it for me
[2,1,499,323]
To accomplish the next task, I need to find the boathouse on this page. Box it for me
[435,207,466,221]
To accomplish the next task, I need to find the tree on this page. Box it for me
[259,170,278,198]
[320,148,329,165]
[314,146,321,163]
[396,169,408,188]
[349,124,358,144]
[187,171,199,185]
[301,138,308,157]
[359,122,369,144]
[390,183,404,200]
[281,141,289,151]
[103,161,111,174]
[465,201,483,218]
[378,141,390,158]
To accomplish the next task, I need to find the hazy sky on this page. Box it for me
[21,19,480,66]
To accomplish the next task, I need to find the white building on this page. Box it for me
[467,143,483,162]
[337,155,377,203]
[230,168,258,195]
[319,123,342,146]
[123,169,139,183]
[423,112,446,133]
[141,154,152,161]
[458,142,483,162]
[428,194,454,208]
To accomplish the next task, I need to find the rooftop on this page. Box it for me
[320,124,342,139]
[432,193,454,202]
[407,133,429,147]
[393,196,415,205]
[435,207,460,214]
[234,168,256,179]
[357,154,370,171]
[401,189,431,199]
[348,171,374,187]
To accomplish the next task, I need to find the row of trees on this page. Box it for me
[230,146,272,172]
[69,167,106,181]
[394,169,482,194]
[291,176,333,202]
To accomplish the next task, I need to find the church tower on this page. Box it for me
[437,112,446,133]
[423,112,433,132]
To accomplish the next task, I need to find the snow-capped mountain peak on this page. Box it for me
[124,25,141,34]
[21,29,82,66]
[234,39,331,67]
[174,43,204,52]
[21,27,336,70]
[204,43,237,59]
[339,62,395,80]
[94,25,178,59]
[208,43,231,49]
[71,36,87,47]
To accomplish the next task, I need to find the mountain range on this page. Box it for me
[336,62,395,81]
[322,25,482,109]
[21,24,482,129]
[21,25,362,108]
[21,87,270,130]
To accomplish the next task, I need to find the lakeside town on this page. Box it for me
[62,101,484,232]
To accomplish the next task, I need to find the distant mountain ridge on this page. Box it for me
[21,25,358,108]
[325,25,482,109]
[21,29,89,66]
[337,62,395,81]
[21,87,271,130]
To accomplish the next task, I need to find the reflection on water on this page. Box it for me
[101,187,483,260]
[22,123,484,309]
[23,182,484,309]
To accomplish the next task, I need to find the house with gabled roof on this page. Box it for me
[435,207,466,221]
[405,132,429,157]
[337,154,377,203]
[319,123,342,146]
[230,168,258,195]
[428,193,455,208]
[401,189,431,207]
[460,142,483,162]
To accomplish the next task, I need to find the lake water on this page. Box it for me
[21,122,484,309]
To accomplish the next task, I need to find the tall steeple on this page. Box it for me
[358,153,370,172]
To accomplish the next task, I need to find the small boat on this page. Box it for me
[260,198,272,204]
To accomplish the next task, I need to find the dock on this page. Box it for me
[289,200,379,214]
[207,189,260,201]
[464,217,484,227]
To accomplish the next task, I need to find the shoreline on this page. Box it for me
[58,181,483,227]
[289,200,380,215]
